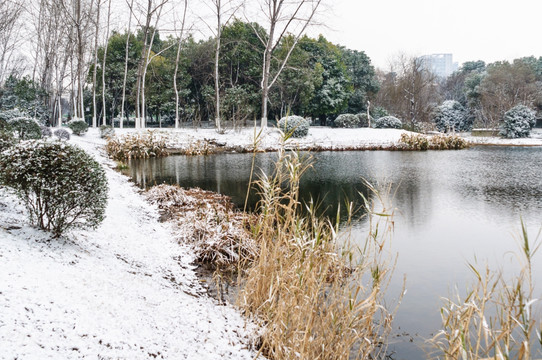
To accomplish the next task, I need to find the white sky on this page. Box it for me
[319,0,542,70]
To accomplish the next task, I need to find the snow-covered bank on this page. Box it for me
[0,128,260,359]
[106,126,542,153]
[111,127,410,153]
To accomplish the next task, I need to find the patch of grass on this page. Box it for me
[430,220,541,360]
[105,131,168,160]
[400,133,470,150]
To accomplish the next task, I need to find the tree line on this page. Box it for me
[1,0,541,132]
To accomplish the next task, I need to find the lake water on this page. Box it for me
[126,146,542,359]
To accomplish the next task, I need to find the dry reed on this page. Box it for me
[430,221,542,360]
[105,131,168,160]
[238,131,398,359]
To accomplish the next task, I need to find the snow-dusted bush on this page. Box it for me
[53,128,70,141]
[357,113,373,127]
[0,141,108,237]
[374,116,402,129]
[0,108,27,125]
[399,133,469,150]
[40,125,52,137]
[9,117,42,140]
[0,129,15,152]
[432,100,472,133]
[278,115,310,138]
[334,113,360,128]
[67,119,88,136]
[499,105,536,139]
[99,124,115,139]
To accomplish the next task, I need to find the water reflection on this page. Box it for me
[125,146,542,359]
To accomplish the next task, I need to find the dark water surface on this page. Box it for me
[126,146,542,359]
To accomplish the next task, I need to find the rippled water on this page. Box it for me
[126,146,542,359]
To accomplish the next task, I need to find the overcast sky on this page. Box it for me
[319,0,542,70]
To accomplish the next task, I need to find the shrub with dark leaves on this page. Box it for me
[0,141,108,237]
[0,129,15,152]
[67,119,88,136]
[278,115,310,138]
[374,116,402,129]
[40,126,52,137]
[499,105,536,139]
[432,100,472,133]
[334,114,360,128]
[9,117,42,140]
[53,128,70,140]
[99,124,115,139]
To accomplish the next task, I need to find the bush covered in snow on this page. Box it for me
[40,125,52,137]
[334,114,360,128]
[374,116,402,129]
[99,124,115,139]
[67,119,88,136]
[499,105,536,139]
[0,141,108,236]
[278,115,310,138]
[357,113,373,127]
[9,117,42,140]
[53,128,70,141]
[432,100,472,133]
[0,108,27,125]
[0,129,15,152]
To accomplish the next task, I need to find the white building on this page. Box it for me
[418,53,459,78]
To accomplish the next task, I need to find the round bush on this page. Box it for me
[500,105,536,139]
[67,119,88,136]
[374,116,402,129]
[9,117,42,140]
[0,109,27,126]
[0,141,108,236]
[40,125,53,137]
[54,128,71,140]
[334,114,360,128]
[432,100,472,133]
[356,113,373,127]
[99,124,115,139]
[278,115,310,138]
[0,129,15,152]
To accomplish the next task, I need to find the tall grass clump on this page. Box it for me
[105,131,168,160]
[430,221,541,360]
[238,132,397,359]
[400,133,470,150]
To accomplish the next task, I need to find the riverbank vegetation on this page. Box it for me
[430,222,541,359]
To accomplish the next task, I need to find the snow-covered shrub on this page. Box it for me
[499,105,536,139]
[9,117,42,140]
[0,129,15,152]
[105,131,168,160]
[0,141,108,237]
[334,113,360,128]
[371,106,389,119]
[67,119,88,136]
[357,113,373,127]
[432,100,472,133]
[53,128,70,141]
[0,108,27,124]
[40,125,52,137]
[99,124,115,139]
[278,115,310,138]
[374,116,402,129]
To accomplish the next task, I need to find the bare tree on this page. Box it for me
[173,0,189,129]
[101,0,112,125]
[201,0,243,132]
[120,0,135,128]
[0,0,25,83]
[91,0,104,127]
[250,0,322,128]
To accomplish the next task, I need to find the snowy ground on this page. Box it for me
[107,126,542,152]
[0,129,261,359]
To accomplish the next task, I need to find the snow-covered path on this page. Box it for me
[0,130,260,359]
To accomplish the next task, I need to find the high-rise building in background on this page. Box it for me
[418,53,459,78]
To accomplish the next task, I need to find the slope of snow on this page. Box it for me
[0,129,260,359]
